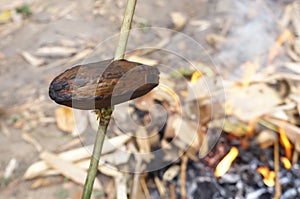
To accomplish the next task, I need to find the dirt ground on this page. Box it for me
[0,0,214,198]
[0,0,296,198]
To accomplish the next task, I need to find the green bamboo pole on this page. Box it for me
[81,0,137,198]
[81,108,112,199]
[114,0,137,60]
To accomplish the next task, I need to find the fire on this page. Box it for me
[190,71,202,83]
[257,167,275,187]
[214,147,239,178]
[281,157,292,170]
[279,127,292,160]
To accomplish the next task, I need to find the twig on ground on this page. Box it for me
[180,154,188,199]
[274,138,281,199]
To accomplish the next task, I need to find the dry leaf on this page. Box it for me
[271,111,290,124]
[36,46,77,58]
[127,55,158,66]
[171,115,200,150]
[4,158,17,179]
[131,174,143,199]
[136,126,151,153]
[55,138,82,152]
[55,106,75,133]
[88,110,99,131]
[40,151,102,189]
[31,158,122,178]
[71,109,89,136]
[170,12,187,31]
[283,62,300,74]
[60,39,78,47]
[222,118,249,137]
[163,165,180,181]
[189,20,211,31]
[21,51,45,66]
[24,134,131,179]
[30,178,53,189]
[140,176,151,199]
[199,135,209,158]
[135,126,153,163]
[164,114,176,139]
[154,176,166,197]
[264,72,300,82]
[115,175,127,199]
[60,159,123,178]
[22,132,42,152]
[227,83,282,121]
[255,130,277,149]
[98,165,122,178]
[101,146,131,165]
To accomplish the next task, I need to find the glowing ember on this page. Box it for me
[279,127,292,160]
[190,71,202,83]
[214,147,239,178]
[257,167,275,187]
[281,157,292,170]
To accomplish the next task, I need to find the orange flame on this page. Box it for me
[279,127,292,160]
[257,167,275,187]
[281,157,292,170]
[190,71,202,83]
[214,147,239,178]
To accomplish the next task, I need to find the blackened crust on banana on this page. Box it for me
[49,59,159,110]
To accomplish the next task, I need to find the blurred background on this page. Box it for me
[1,0,300,198]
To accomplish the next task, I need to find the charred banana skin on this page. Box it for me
[49,59,159,110]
